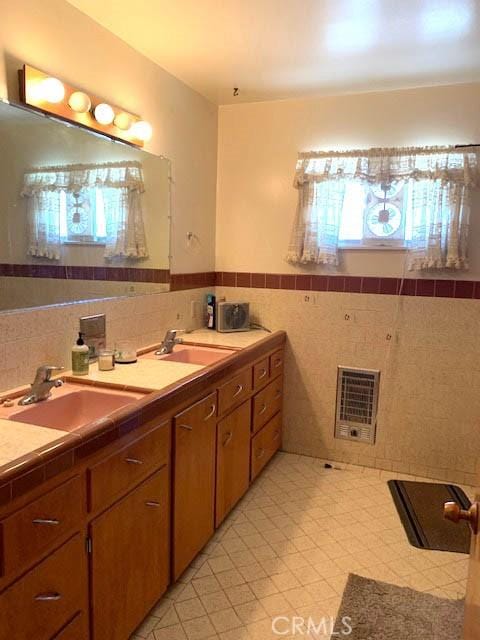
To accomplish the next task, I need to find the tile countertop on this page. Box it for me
[0,328,273,476]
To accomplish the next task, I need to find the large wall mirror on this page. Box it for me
[0,99,171,313]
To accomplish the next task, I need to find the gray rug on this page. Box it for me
[333,574,464,639]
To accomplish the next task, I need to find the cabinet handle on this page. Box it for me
[233,384,244,398]
[255,448,265,459]
[274,358,282,368]
[145,501,161,508]
[204,404,216,421]
[32,518,60,526]
[275,390,282,400]
[259,368,267,379]
[259,403,267,416]
[222,431,233,447]
[125,457,143,465]
[35,592,61,602]
[273,430,280,440]
[179,423,193,431]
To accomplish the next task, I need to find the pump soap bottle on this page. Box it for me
[72,332,90,376]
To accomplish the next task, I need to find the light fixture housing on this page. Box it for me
[20,64,150,147]
[131,120,153,142]
[94,103,115,126]
[68,91,91,113]
[41,77,65,103]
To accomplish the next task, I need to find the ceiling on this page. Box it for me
[67,0,480,105]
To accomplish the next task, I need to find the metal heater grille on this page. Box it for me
[335,366,380,444]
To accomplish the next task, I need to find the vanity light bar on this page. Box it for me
[18,64,152,147]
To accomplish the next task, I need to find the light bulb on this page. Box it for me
[94,103,115,125]
[40,77,65,103]
[131,120,153,142]
[68,91,91,113]
[114,112,132,130]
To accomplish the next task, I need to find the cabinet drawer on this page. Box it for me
[270,349,284,378]
[253,357,270,391]
[0,476,83,577]
[251,412,282,481]
[0,534,87,640]
[53,613,88,640]
[218,367,252,415]
[88,420,170,512]
[252,376,283,434]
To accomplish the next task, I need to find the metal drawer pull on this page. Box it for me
[259,403,267,415]
[273,430,280,440]
[125,457,143,465]
[259,368,267,379]
[35,592,61,602]
[275,390,282,399]
[32,518,60,526]
[274,359,282,368]
[179,424,193,431]
[256,448,265,459]
[222,431,233,447]
[145,501,161,508]
[204,404,216,421]
[233,384,244,398]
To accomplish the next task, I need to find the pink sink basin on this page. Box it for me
[143,344,236,366]
[8,389,142,432]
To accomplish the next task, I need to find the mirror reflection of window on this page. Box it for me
[22,161,148,260]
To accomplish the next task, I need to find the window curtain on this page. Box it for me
[21,161,148,260]
[287,146,479,270]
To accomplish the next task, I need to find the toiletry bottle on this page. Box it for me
[206,294,216,329]
[72,332,90,376]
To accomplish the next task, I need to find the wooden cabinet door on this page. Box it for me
[173,392,217,580]
[90,467,170,640]
[216,401,251,527]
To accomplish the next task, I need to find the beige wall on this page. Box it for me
[0,0,217,274]
[218,286,480,485]
[216,83,480,279]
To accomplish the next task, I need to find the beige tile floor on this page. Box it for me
[132,452,472,640]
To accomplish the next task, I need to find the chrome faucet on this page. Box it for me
[18,366,64,406]
[155,329,184,356]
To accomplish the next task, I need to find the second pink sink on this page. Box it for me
[9,388,143,432]
[143,344,236,366]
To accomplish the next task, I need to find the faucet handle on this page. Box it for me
[36,365,64,382]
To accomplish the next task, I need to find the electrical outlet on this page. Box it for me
[302,293,314,304]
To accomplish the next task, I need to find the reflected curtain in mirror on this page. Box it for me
[22,161,148,260]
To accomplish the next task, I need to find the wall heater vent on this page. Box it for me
[335,366,380,444]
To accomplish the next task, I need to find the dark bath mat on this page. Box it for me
[388,479,471,553]
[333,573,464,639]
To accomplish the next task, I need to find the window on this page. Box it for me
[338,180,412,248]
[287,146,478,270]
[59,188,107,244]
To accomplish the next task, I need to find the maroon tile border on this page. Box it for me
[214,272,479,300]
[0,263,169,284]
[0,265,478,299]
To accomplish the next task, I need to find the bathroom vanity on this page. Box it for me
[0,329,285,640]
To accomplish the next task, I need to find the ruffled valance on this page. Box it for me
[294,146,479,189]
[21,160,145,196]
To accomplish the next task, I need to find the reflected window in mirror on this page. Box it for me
[22,161,148,260]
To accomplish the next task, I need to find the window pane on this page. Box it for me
[95,188,107,239]
[339,181,366,241]
[59,190,68,238]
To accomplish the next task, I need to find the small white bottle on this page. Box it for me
[72,332,90,376]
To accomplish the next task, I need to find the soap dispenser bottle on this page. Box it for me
[72,332,90,376]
